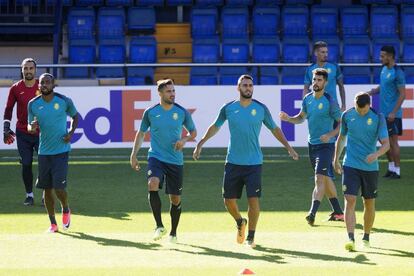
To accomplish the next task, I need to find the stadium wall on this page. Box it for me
[1,85,413,149]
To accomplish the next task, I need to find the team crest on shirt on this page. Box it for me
[148,170,152,176]
[367,118,373,125]
[251,109,257,116]
[172,112,178,120]
[318,103,323,110]
[54,103,59,110]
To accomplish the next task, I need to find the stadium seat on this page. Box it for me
[77,0,104,6]
[67,7,95,40]
[220,67,249,85]
[221,7,249,38]
[259,67,279,85]
[106,0,133,6]
[166,0,193,5]
[282,5,309,36]
[222,38,249,63]
[225,0,253,5]
[252,37,280,63]
[252,6,280,37]
[256,0,282,5]
[402,38,414,62]
[372,67,382,84]
[15,0,40,5]
[195,0,223,6]
[280,67,307,84]
[96,39,126,78]
[360,0,388,3]
[128,7,156,33]
[340,5,368,36]
[46,0,73,6]
[312,36,340,63]
[282,36,309,63]
[190,67,218,85]
[403,67,414,84]
[370,5,398,38]
[285,0,313,3]
[97,7,125,39]
[372,37,400,62]
[192,37,220,63]
[127,67,154,85]
[311,6,338,36]
[342,36,370,63]
[129,36,157,63]
[135,0,163,6]
[191,8,218,38]
[66,39,96,78]
[342,67,371,84]
[401,5,414,38]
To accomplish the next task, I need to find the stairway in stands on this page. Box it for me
[154,23,192,85]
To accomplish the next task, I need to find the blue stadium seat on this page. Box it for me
[259,67,279,85]
[282,36,309,63]
[96,39,125,78]
[166,0,192,5]
[98,7,125,39]
[312,36,340,63]
[252,37,280,63]
[282,5,309,36]
[192,37,220,63]
[280,67,307,85]
[191,8,218,38]
[342,67,371,84]
[401,5,414,38]
[373,67,382,84]
[135,0,163,6]
[225,0,253,5]
[190,67,218,85]
[67,7,95,40]
[106,0,133,6]
[340,5,368,36]
[311,6,338,36]
[221,7,249,38]
[127,68,154,85]
[342,36,370,63]
[403,67,414,84]
[256,0,282,5]
[222,38,249,63]
[285,0,312,3]
[77,0,104,6]
[128,7,156,32]
[195,0,223,6]
[402,38,414,62]
[129,36,156,63]
[371,5,398,38]
[361,0,388,3]
[220,67,248,85]
[46,0,72,6]
[66,39,96,78]
[252,6,280,37]
[372,37,400,62]
[15,0,40,5]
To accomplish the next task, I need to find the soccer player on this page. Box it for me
[130,79,196,243]
[304,41,346,112]
[280,69,344,226]
[3,58,40,205]
[193,74,298,248]
[28,73,78,233]
[333,92,389,251]
[368,45,406,179]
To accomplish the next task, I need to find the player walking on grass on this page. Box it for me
[130,79,197,244]
[280,69,344,226]
[193,74,298,248]
[28,73,78,233]
[3,58,40,206]
[334,92,389,251]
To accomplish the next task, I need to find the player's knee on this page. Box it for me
[148,178,159,191]
[170,196,181,206]
[345,195,357,206]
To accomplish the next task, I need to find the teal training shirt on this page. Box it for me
[140,103,196,165]
[28,93,77,155]
[301,92,342,145]
[214,99,277,165]
[379,65,406,118]
[341,108,388,171]
[304,62,343,104]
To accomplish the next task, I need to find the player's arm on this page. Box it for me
[321,119,341,143]
[27,102,38,134]
[337,79,346,111]
[333,133,346,175]
[63,113,79,143]
[174,129,197,151]
[3,87,17,144]
[279,110,306,124]
[388,86,406,122]
[192,124,220,160]
[303,83,310,97]
[367,86,380,96]
[366,137,390,164]
[130,130,146,171]
[270,127,299,160]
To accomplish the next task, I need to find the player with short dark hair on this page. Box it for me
[368,45,406,179]
[130,79,197,244]
[3,58,40,205]
[334,92,389,251]
[28,73,78,233]
[280,68,344,226]
[193,74,299,248]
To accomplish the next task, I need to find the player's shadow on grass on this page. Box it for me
[59,231,161,251]
[172,244,286,264]
[254,245,376,265]
[322,223,414,237]
[368,247,414,259]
